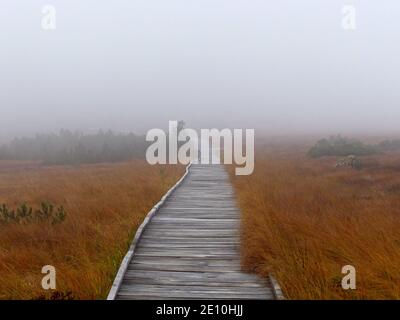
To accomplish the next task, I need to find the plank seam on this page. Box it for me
[107,163,192,300]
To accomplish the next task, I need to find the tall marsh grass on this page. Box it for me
[230,146,400,299]
[0,161,183,299]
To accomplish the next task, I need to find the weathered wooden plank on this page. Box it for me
[133,253,239,259]
[119,287,271,296]
[151,217,238,222]
[155,215,240,219]
[124,279,265,288]
[119,284,271,295]
[117,293,272,300]
[138,238,240,244]
[135,247,238,254]
[124,270,265,286]
[147,225,239,230]
[129,263,243,272]
[143,230,238,237]
[130,257,241,266]
[141,235,239,240]
[140,236,239,242]
[137,245,239,250]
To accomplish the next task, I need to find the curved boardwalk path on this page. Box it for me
[108,164,278,300]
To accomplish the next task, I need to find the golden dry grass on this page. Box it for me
[0,161,183,299]
[230,142,400,299]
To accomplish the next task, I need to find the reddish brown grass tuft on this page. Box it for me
[230,144,400,299]
[0,161,183,299]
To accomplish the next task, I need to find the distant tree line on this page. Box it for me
[0,129,148,165]
[308,135,400,158]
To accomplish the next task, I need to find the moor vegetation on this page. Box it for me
[307,135,377,158]
[0,202,66,225]
[0,160,183,299]
[0,130,148,165]
[230,139,400,299]
[307,135,400,159]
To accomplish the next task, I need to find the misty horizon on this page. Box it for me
[2,1,400,142]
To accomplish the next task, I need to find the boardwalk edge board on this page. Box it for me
[269,274,285,300]
[107,163,192,300]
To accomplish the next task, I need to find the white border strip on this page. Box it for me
[269,274,285,300]
[107,163,192,300]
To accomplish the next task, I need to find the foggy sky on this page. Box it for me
[1,0,400,141]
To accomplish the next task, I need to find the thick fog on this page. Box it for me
[1,1,400,142]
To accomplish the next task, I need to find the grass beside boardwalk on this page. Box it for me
[229,141,400,299]
[0,161,183,299]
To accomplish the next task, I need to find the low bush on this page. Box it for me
[0,202,66,225]
[308,135,377,158]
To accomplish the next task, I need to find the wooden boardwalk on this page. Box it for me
[108,164,279,300]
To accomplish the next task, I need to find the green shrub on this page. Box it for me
[308,135,377,158]
[0,202,67,225]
